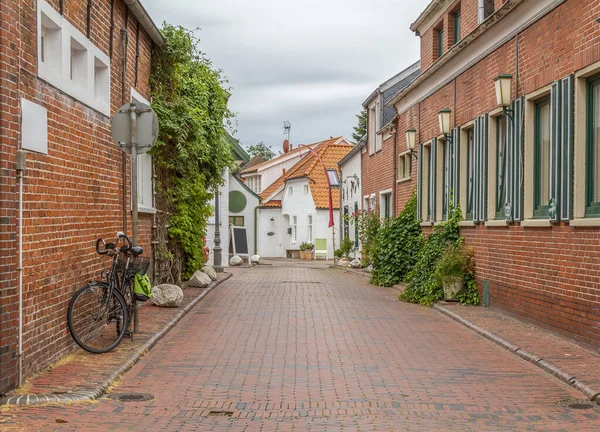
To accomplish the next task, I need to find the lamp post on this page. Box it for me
[438,108,453,145]
[213,187,223,273]
[494,74,514,121]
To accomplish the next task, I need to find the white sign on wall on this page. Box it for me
[21,99,48,155]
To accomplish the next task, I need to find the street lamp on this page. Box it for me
[405,128,418,159]
[438,108,452,135]
[494,74,514,120]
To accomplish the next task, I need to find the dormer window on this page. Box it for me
[479,0,494,23]
[368,99,382,155]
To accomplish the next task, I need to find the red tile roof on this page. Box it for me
[259,137,353,209]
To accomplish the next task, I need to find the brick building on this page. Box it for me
[362,62,420,218]
[0,0,163,393]
[379,0,600,347]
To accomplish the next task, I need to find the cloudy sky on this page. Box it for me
[144,0,422,152]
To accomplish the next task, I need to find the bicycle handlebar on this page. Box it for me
[96,232,132,255]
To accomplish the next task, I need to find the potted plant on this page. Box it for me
[299,242,314,260]
[335,237,354,267]
[434,244,474,300]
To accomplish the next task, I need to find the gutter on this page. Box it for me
[123,0,165,48]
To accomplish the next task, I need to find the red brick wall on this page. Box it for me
[0,0,156,393]
[387,0,600,348]
[395,106,419,213]
[361,126,396,215]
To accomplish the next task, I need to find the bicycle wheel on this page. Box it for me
[67,283,129,353]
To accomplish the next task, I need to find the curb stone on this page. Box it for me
[0,273,232,406]
[433,304,600,403]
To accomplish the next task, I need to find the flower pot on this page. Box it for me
[443,278,464,300]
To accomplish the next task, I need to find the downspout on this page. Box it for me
[16,150,26,387]
[121,22,129,232]
[515,33,520,98]
[391,117,398,217]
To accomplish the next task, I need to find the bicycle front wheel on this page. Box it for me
[67,283,129,353]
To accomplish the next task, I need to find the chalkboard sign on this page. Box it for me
[230,226,249,255]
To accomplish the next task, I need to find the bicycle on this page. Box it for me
[67,232,150,353]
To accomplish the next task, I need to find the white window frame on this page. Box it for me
[37,0,111,116]
[304,184,309,195]
[292,215,298,243]
[397,150,413,182]
[459,121,475,223]
[379,189,393,220]
[369,105,377,155]
[307,214,313,242]
[288,186,294,197]
[131,88,155,213]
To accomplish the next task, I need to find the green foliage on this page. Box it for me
[335,237,354,259]
[352,110,367,143]
[371,194,423,287]
[434,244,474,286]
[456,277,481,305]
[348,208,381,267]
[151,24,234,281]
[400,201,462,305]
[299,242,314,252]
[246,141,275,161]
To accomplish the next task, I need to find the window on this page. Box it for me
[304,184,309,195]
[479,0,494,23]
[587,75,600,216]
[495,115,508,218]
[132,89,154,210]
[327,170,340,186]
[354,202,359,248]
[466,128,475,219]
[421,144,431,221]
[369,106,377,155]
[292,216,297,243]
[37,0,110,115]
[452,10,461,45]
[70,37,87,88]
[288,186,294,197]
[398,152,412,181]
[380,192,392,220]
[247,175,261,193]
[229,216,245,226]
[534,97,551,218]
[439,138,449,220]
[307,215,313,242]
[436,26,444,60]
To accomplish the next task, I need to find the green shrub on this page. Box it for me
[400,200,462,305]
[337,237,353,258]
[371,193,423,287]
[299,242,313,252]
[358,209,381,266]
[434,244,474,286]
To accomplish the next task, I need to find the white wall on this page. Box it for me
[281,178,316,251]
[229,175,260,255]
[314,209,340,259]
[259,155,305,194]
[258,208,285,257]
[340,151,362,258]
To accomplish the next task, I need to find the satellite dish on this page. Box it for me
[283,139,290,153]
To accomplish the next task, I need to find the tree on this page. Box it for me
[352,109,367,143]
[150,24,233,282]
[246,141,275,161]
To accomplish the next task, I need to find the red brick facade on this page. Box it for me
[0,0,157,393]
[387,0,600,347]
[361,133,396,214]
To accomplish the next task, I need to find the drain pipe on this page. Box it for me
[254,206,259,255]
[16,150,26,387]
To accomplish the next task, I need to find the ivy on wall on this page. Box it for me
[150,24,233,282]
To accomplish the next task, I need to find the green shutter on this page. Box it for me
[474,115,488,223]
[443,137,450,219]
[506,97,524,221]
[452,127,460,208]
[560,75,574,221]
[417,144,423,221]
[431,138,438,222]
[550,82,561,222]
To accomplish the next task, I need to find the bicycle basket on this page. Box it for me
[116,257,151,276]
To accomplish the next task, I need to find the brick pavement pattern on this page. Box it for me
[2,262,600,431]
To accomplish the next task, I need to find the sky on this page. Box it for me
[143,0,422,153]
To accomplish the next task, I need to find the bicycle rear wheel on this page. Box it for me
[67,283,129,353]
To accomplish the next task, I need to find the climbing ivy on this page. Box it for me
[150,24,233,282]
[371,193,423,287]
[400,199,462,305]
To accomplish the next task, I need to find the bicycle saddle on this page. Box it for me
[130,246,143,257]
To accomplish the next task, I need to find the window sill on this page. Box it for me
[136,205,157,215]
[397,177,412,184]
[484,220,508,227]
[521,219,552,227]
[458,221,475,227]
[420,221,433,227]
[570,218,600,227]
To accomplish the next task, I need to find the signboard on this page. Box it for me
[230,226,249,256]
[111,102,158,154]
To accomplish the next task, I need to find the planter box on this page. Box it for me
[443,279,464,300]
[300,250,313,260]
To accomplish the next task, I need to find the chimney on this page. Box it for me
[282,168,286,176]
[289,143,293,150]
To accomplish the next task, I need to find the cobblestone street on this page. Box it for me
[3,263,600,431]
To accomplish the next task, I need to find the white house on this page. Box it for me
[338,135,365,258]
[257,137,353,259]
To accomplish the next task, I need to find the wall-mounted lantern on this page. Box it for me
[406,128,418,158]
[494,74,514,120]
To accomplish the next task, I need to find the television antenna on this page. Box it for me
[283,121,291,143]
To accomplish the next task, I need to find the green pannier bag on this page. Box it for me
[133,273,152,302]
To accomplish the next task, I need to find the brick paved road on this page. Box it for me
[3,263,600,431]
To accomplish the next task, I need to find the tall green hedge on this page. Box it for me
[371,194,423,287]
